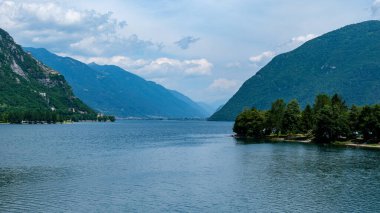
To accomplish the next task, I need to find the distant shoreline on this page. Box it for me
[116,117,208,121]
[0,120,116,125]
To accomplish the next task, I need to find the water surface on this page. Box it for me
[1,121,380,212]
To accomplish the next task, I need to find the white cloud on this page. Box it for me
[69,55,213,77]
[182,59,212,76]
[249,51,276,63]
[131,57,213,77]
[0,0,162,57]
[208,78,239,91]
[70,36,103,56]
[291,34,317,44]
[249,33,317,68]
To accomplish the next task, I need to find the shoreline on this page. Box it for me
[234,135,380,150]
[0,120,116,125]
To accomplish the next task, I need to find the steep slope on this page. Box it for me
[210,20,380,121]
[25,47,208,118]
[0,28,96,120]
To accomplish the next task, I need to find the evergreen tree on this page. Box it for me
[331,93,348,111]
[301,104,314,133]
[313,94,331,113]
[266,99,286,135]
[314,105,335,143]
[331,94,350,139]
[282,99,301,134]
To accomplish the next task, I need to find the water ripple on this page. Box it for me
[1,121,380,212]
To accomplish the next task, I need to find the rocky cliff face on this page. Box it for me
[0,28,95,115]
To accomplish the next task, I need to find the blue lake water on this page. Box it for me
[1,120,380,212]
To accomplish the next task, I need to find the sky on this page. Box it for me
[0,0,378,106]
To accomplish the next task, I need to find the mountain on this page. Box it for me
[25,47,208,119]
[209,20,380,121]
[0,28,96,121]
[197,101,226,116]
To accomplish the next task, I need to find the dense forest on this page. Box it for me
[233,94,380,143]
[0,108,115,124]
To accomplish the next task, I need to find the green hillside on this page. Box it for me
[0,28,98,123]
[210,20,380,121]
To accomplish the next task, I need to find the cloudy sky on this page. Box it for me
[0,0,378,105]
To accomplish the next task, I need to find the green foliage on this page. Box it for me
[313,94,332,114]
[282,99,301,134]
[266,99,286,135]
[0,28,115,123]
[314,105,335,142]
[210,20,380,121]
[233,93,380,143]
[233,108,266,138]
[97,115,116,122]
[313,104,349,143]
[301,104,314,132]
[348,105,361,138]
[358,105,380,141]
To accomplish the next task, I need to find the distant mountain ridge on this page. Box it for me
[0,28,96,121]
[25,47,208,119]
[210,20,380,121]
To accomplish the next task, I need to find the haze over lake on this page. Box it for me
[1,121,380,212]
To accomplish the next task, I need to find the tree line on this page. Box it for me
[233,94,380,143]
[0,108,115,124]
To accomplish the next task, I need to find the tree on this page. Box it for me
[233,108,266,138]
[313,94,331,113]
[358,106,376,141]
[373,105,380,140]
[330,94,350,139]
[331,93,348,111]
[8,111,23,124]
[348,105,361,138]
[282,99,301,134]
[358,105,380,142]
[301,104,314,133]
[314,103,350,143]
[266,99,286,135]
[314,105,335,143]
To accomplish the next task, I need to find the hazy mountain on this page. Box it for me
[197,101,226,116]
[210,20,380,121]
[0,28,95,118]
[25,47,208,119]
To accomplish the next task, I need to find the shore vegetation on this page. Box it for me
[233,94,380,144]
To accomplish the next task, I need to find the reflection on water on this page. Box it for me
[1,121,380,212]
[0,167,72,187]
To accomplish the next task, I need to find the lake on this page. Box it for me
[1,120,380,212]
